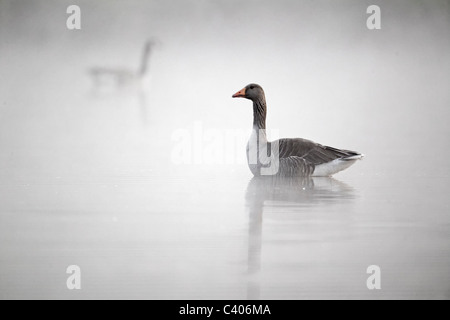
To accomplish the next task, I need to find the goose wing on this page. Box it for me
[275,138,361,165]
[277,156,315,177]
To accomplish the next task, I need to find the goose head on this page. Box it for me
[232,84,264,102]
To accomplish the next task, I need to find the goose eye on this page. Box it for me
[250,86,255,90]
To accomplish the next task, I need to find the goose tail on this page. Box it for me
[342,153,365,161]
[312,153,364,177]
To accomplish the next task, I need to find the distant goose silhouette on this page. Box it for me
[232,84,363,177]
[89,40,156,88]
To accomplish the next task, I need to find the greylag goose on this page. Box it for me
[232,84,363,177]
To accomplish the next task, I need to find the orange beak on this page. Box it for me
[232,87,246,98]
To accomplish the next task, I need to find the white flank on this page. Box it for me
[312,155,364,177]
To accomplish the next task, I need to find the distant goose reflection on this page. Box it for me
[245,176,355,299]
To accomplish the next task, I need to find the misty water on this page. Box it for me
[1,0,450,299]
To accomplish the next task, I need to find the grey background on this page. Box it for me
[0,0,449,299]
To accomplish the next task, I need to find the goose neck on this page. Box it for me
[139,46,152,76]
[253,98,267,131]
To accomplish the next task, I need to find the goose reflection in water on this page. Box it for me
[245,176,355,299]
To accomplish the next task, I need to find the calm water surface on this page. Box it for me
[1,166,450,299]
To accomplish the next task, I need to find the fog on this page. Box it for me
[0,0,449,299]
